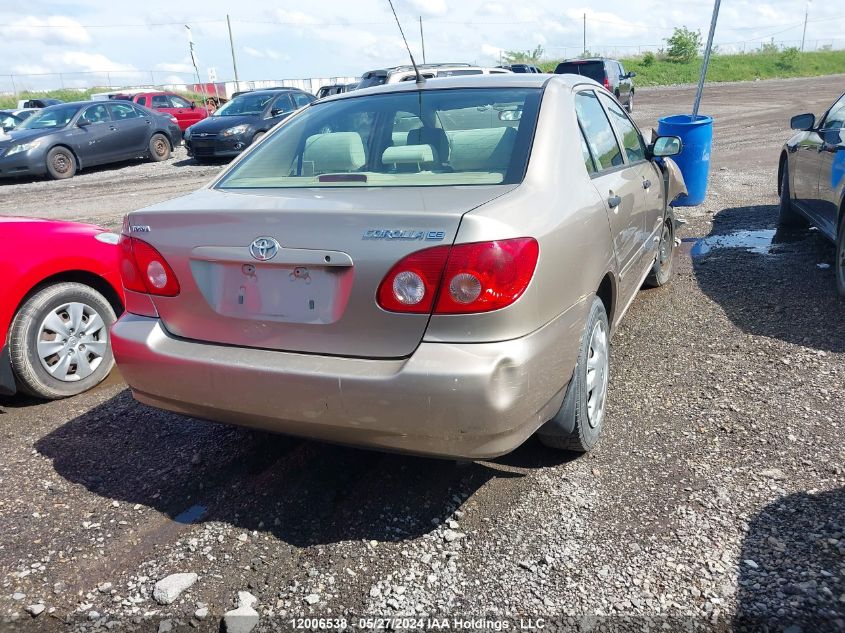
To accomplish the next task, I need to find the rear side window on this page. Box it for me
[555,61,605,83]
[575,90,623,171]
[579,128,596,174]
[598,93,645,163]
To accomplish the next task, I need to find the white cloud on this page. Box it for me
[60,52,135,73]
[7,15,91,45]
[405,0,448,17]
[243,46,289,61]
[274,9,319,25]
[11,63,51,75]
[156,62,194,73]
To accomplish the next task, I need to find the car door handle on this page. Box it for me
[607,195,622,209]
[109,125,117,131]
[642,179,651,189]
[146,119,152,125]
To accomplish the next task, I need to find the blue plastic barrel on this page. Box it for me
[657,114,713,206]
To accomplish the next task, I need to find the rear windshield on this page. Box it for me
[555,61,605,82]
[217,87,541,189]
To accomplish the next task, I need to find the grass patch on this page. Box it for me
[540,49,845,86]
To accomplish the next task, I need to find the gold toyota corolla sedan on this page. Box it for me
[111,74,685,458]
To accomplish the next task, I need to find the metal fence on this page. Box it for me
[0,71,358,99]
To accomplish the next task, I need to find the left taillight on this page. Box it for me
[119,235,180,296]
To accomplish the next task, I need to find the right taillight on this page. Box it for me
[376,238,538,315]
[436,238,539,314]
[119,235,181,296]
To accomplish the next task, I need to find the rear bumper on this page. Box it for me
[110,308,583,459]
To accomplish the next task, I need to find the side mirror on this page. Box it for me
[270,109,289,118]
[77,118,91,128]
[790,113,815,131]
[190,101,196,109]
[628,71,637,78]
[651,135,682,157]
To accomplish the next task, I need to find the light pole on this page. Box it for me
[800,0,810,52]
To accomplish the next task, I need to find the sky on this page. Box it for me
[1,0,843,93]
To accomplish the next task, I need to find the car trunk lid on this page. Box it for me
[128,185,515,358]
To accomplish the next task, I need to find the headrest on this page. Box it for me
[303,132,366,173]
[382,144,435,165]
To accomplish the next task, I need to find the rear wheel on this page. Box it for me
[46,147,76,180]
[778,161,808,228]
[537,297,609,452]
[644,209,675,288]
[149,133,171,162]
[836,214,845,297]
[9,283,117,399]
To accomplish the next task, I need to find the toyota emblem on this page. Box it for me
[249,236,280,261]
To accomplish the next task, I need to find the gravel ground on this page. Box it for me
[0,76,843,632]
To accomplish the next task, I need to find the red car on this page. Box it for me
[0,217,123,399]
[121,92,208,131]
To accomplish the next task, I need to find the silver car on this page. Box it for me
[111,74,685,458]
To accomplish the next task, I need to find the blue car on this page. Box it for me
[778,91,845,296]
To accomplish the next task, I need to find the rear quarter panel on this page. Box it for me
[424,79,616,344]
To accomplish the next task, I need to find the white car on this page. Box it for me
[357,63,510,88]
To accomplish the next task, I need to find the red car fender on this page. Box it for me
[0,219,124,351]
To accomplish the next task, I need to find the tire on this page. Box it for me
[149,133,171,162]
[644,207,676,288]
[836,214,845,298]
[252,132,265,145]
[46,146,76,180]
[537,296,609,452]
[8,283,117,399]
[778,162,808,229]
[626,91,634,113]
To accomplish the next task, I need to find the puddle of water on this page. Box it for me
[691,229,777,258]
[173,504,207,524]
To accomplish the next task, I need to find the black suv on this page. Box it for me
[554,58,635,112]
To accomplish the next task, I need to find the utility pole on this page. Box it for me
[800,0,810,52]
[227,15,240,87]
[419,16,426,64]
[582,13,586,57]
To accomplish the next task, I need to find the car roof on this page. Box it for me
[320,73,594,103]
[557,58,618,64]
